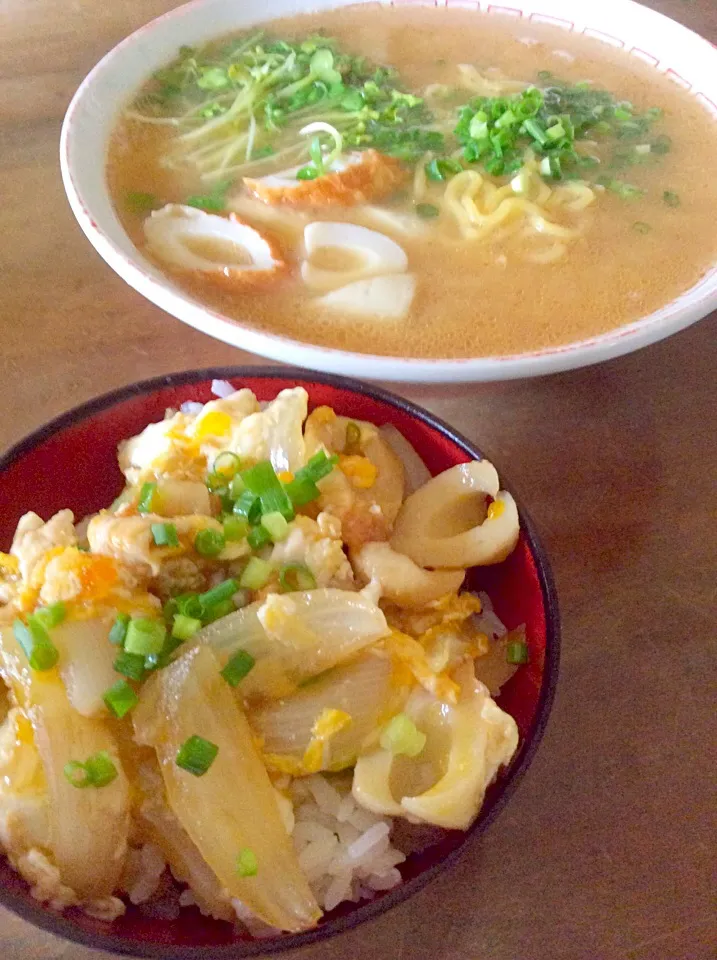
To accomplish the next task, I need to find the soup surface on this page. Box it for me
[107,4,717,358]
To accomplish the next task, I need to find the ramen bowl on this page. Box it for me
[61,0,717,381]
[0,367,559,956]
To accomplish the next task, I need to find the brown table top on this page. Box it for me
[1,1,715,958]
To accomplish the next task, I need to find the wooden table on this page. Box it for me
[1,1,715,958]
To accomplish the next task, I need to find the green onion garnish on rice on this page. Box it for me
[103,679,139,719]
[176,735,219,776]
[13,618,59,672]
[220,650,256,687]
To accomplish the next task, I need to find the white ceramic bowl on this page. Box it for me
[60,0,717,383]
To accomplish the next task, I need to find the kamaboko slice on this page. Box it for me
[133,645,320,932]
[317,274,416,320]
[143,204,285,288]
[244,150,406,207]
[302,221,408,292]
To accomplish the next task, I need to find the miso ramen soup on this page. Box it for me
[107,5,717,358]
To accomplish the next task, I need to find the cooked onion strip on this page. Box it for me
[133,645,320,932]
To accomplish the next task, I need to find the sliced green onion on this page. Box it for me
[239,557,273,590]
[301,451,339,483]
[279,562,317,593]
[124,618,166,657]
[241,462,294,519]
[151,522,179,547]
[415,203,440,219]
[175,594,204,620]
[125,191,158,214]
[236,848,258,877]
[202,598,235,623]
[223,515,249,541]
[63,760,92,788]
[344,421,362,453]
[546,121,566,141]
[283,475,320,508]
[506,640,530,664]
[296,165,320,181]
[260,511,289,543]
[425,157,462,182]
[523,118,548,145]
[651,134,672,155]
[13,618,59,672]
[198,579,240,612]
[137,482,158,514]
[176,735,218,777]
[172,614,202,641]
[212,452,242,477]
[32,602,66,630]
[379,713,426,758]
[113,650,146,681]
[229,474,246,499]
[220,650,256,687]
[109,612,131,646]
[103,679,139,719]
[233,490,262,524]
[663,190,680,207]
[84,751,118,787]
[247,525,272,550]
[194,528,226,557]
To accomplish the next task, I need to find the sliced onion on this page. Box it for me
[0,623,130,899]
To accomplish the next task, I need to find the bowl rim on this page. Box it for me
[58,0,717,383]
[0,366,561,958]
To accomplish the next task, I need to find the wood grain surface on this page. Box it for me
[0,1,715,958]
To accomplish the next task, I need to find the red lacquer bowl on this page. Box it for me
[0,368,560,958]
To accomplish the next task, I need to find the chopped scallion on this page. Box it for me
[198,578,240,612]
[220,650,256,687]
[663,190,680,207]
[124,618,167,657]
[223,515,249,541]
[32,602,66,630]
[212,452,242,477]
[176,735,218,776]
[83,751,118,787]
[506,640,530,664]
[260,511,290,542]
[379,713,426,758]
[236,848,258,877]
[151,522,179,547]
[194,528,226,557]
[103,679,139,719]
[109,612,131,646]
[137,482,158,515]
[247,525,272,550]
[233,490,262,524]
[415,203,440,219]
[63,760,92,789]
[113,650,146,681]
[241,461,294,519]
[172,614,202,641]
[239,557,273,590]
[13,618,59,672]
[279,562,317,593]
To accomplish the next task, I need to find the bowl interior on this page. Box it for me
[60,0,717,382]
[0,369,558,956]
